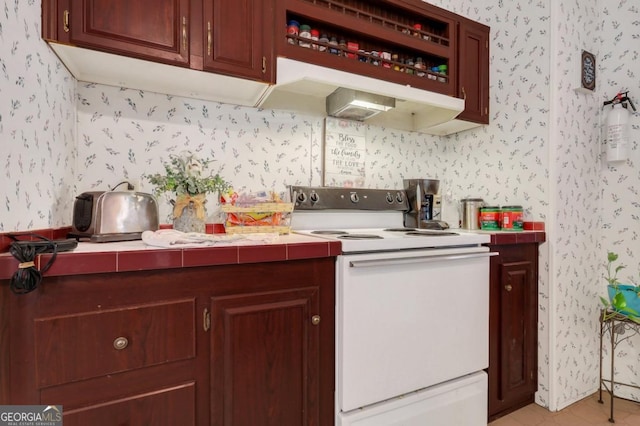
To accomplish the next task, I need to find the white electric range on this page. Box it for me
[290,186,493,426]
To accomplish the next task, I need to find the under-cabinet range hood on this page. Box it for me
[49,44,464,135]
[257,57,465,134]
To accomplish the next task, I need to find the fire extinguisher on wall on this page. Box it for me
[603,91,636,162]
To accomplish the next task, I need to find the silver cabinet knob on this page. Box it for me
[113,337,129,350]
[505,284,513,292]
[311,315,321,326]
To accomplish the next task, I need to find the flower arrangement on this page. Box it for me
[146,152,230,229]
[600,251,640,323]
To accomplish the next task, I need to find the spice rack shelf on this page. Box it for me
[278,0,457,95]
[299,0,450,47]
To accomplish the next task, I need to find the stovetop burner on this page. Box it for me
[383,228,417,232]
[311,230,348,235]
[338,234,384,240]
[405,230,459,236]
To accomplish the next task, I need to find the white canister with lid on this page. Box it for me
[460,198,485,230]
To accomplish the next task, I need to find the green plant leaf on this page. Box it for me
[600,296,611,308]
[612,292,628,310]
[608,252,618,262]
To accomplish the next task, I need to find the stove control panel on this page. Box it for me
[289,186,408,211]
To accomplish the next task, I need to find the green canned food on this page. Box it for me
[480,206,501,230]
[501,205,523,231]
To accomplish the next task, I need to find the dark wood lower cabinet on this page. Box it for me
[0,258,335,426]
[210,288,322,425]
[488,243,539,421]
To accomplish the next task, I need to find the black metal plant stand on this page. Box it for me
[599,309,640,423]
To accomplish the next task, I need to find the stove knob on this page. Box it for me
[385,192,394,204]
[296,192,307,203]
[309,192,319,203]
[350,193,359,203]
[396,192,405,203]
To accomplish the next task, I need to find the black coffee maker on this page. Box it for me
[403,179,448,229]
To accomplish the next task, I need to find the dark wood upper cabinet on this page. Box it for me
[43,0,272,81]
[69,0,191,66]
[457,17,490,124]
[203,0,272,80]
[42,0,489,131]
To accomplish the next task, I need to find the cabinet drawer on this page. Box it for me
[34,299,196,388]
[62,382,195,426]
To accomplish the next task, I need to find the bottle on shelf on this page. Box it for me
[299,24,312,48]
[415,57,425,77]
[318,33,329,52]
[405,58,414,74]
[338,39,347,56]
[287,20,299,45]
[329,36,339,55]
[381,51,392,69]
[412,23,422,37]
[392,54,400,71]
[310,29,320,50]
[347,41,359,59]
[437,64,447,82]
[370,51,380,66]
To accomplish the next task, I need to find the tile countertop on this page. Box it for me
[473,229,546,245]
[0,233,342,281]
[0,230,545,281]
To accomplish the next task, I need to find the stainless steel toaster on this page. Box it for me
[71,191,159,242]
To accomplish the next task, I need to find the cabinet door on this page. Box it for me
[69,0,190,66]
[210,287,320,426]
[203,0,269,81]
[488,244,538,420]
[457,18,489,124]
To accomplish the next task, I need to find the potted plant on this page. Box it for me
[600,251,640,323]
[146,151,230,233]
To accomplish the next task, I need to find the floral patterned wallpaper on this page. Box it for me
[0,0,75,232]
[547,0,604,409]
[596,0,640,405]
[1,0,639,414]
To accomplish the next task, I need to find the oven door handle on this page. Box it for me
[349,252,498,268]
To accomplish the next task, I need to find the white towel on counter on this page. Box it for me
[141,229,279,248]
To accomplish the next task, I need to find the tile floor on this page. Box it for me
[489,393,640,426]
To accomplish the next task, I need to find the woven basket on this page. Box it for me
[221,202,294,235]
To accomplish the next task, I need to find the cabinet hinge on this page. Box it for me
[63,10,70,33]
[203,308,211,332]
[262,56,267,74]
[485,107,488,115]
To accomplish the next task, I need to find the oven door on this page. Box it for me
[336,246,492,414]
